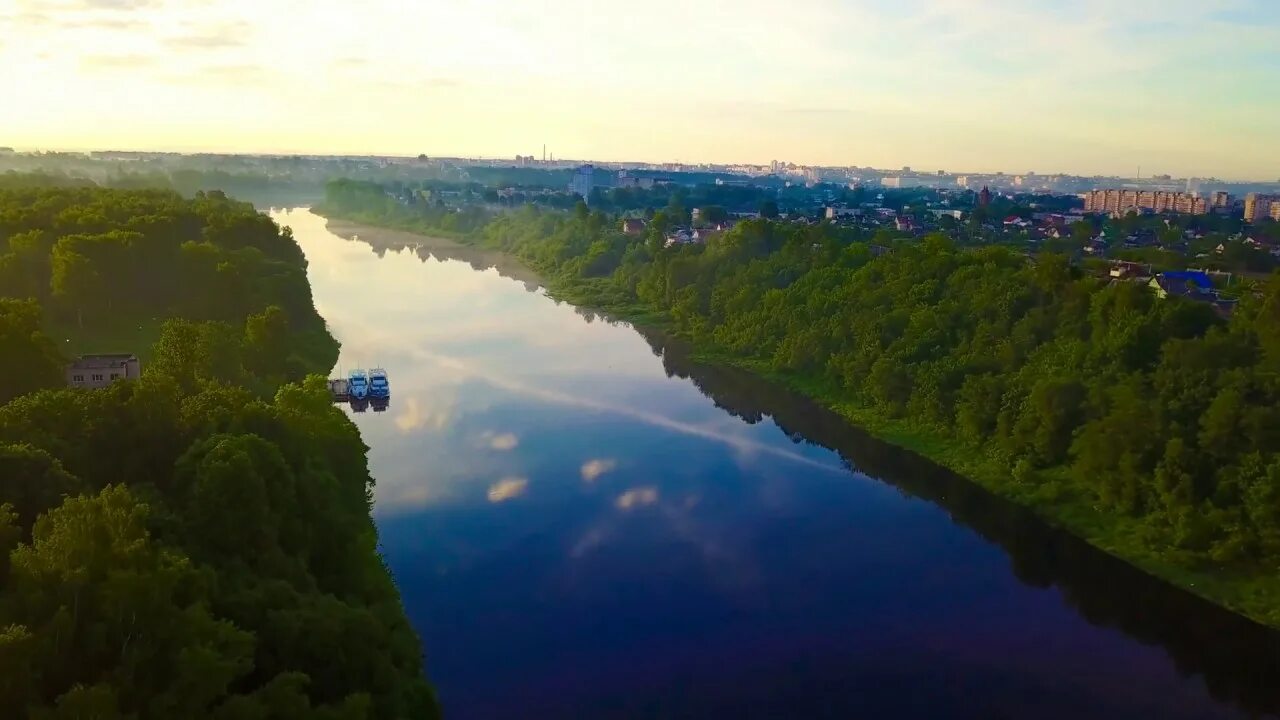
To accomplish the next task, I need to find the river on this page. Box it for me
[274,207,1280,720]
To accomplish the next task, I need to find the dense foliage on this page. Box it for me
[325,178,1280,594]
[0,185,438,718]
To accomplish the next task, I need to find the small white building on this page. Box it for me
[67,354,141,389]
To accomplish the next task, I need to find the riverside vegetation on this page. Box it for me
[320,178,1280,628]
[0,181,439,718]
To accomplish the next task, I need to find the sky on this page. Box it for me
[1,0,1278,179]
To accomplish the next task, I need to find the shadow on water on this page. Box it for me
[337,220,1280,718]
[636,327,1280,718]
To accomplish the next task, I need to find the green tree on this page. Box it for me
[0,443,82,536]
[243,305,293,380]
[49,244,99,328]
[0,299,65,403]
[4,485,255,717]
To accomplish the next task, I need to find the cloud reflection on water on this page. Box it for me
[394,395,454,433]
[404,347,846,477]
[615,487,659,510]
[580,458,617,483]
[482,431,519,451]
[487,476,529,503]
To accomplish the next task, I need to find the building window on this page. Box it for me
[110,373,120,380]
[92,374,103,382]
[73,374,84,382]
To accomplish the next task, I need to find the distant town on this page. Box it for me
[4,146,1280,318]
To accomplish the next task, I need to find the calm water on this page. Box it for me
[275,207,1280,720]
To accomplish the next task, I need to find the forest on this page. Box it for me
[0,183,438,718]
[323,178,1280,625]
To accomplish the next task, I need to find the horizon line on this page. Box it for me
[7,143,1277,186]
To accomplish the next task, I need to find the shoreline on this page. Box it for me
[312,208,1280,632]
[321,216,549,289]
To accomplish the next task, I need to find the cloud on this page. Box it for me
[77,0,155,8]
[198,63,261,77]
[361,76,461,93]
[487,476,528,503]
[80,53,153,69]
[172,63,269,84]
[580,458,617,483]
[3,11,52,25]
[19,0,156,10]
[615,486,658,510]
[481,431,519,451]
[166,33,244,49]
[165,21,250,50]
[65,16,146,29]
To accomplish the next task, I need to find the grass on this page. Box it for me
[45,315,167,365]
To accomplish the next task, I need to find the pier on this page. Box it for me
[329,372,390,413]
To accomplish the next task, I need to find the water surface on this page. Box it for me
[276,207,1280,720]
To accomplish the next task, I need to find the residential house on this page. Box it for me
[826,206,863,220]
[67,354,141,389]
[1149,271,1213,300]
[663,228,695,248]
[621,218,647,235]
[1108,260,1147,279]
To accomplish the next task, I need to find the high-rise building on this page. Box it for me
[1083,189,1210,215]
[1244,193,1280,222]
[978,186,992,208]
[570,165,595,202]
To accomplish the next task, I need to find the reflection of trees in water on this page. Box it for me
[635,323,1280,718]
[333,219,1280,712]
[573,305,601,324]
[342,229,639,328]
[334,227,546,293]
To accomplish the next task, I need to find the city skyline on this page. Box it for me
[11,145,1271,187]
[3,0,1279,180]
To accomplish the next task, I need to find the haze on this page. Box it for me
[3,0,1277,179]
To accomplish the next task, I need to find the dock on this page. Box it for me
[328,373,390,413]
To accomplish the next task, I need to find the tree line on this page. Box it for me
[0,182,439,718]
[323,178,1280,622]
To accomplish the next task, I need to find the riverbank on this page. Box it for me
[688,349,1280,630]
[313,207,1280,632]
[0,187,438,717]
